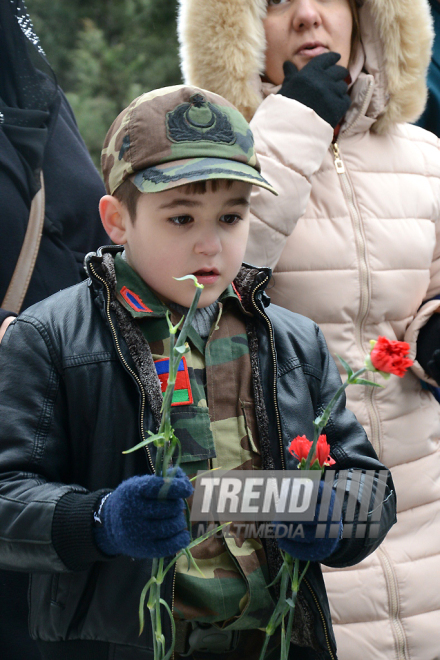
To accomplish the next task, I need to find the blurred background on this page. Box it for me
[26,0,181,168]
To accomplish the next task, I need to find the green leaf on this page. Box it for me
[336,354,353,378]
[353,378,384,388]
[184,546,205,578]
[174,274,204,289]
[174,344,189,355]
[165,310,183,335]
[186,522,230,549]
[266,562,285,588]
[189,466,223,482]
[310,460,324,471]
[122,434,165,454]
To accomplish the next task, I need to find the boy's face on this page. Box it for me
[111,180,252,308]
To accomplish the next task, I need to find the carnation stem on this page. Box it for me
[304,367,366,470]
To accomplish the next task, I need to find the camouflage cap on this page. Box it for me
[101,85,277,196]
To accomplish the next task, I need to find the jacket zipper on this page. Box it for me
[88,262,154,473]
[250,275,285,469]
[251,278,336,658]
[304,578,335,660]
[171,563,176,660]
[330,147,408,658]
[90,260,181,658]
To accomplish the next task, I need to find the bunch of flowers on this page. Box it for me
[258,337,413,660]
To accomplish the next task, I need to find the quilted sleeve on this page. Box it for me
[245,93,334,269]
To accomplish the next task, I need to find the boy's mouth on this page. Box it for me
[192,268,220,285]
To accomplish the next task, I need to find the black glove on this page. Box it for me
[93,468,193,559]
[277,52,351,129]
[416,313,440,383]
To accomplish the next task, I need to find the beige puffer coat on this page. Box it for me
[178,1,440,659]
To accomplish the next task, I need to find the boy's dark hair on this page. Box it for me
[114,178,236,222]
[113,179,142,223]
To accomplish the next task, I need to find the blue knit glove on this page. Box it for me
[275,482,343,562]
[94,467,193,559]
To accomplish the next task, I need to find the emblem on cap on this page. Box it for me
[166,93,236,145]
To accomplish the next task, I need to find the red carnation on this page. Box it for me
[288,435,311,462]
[288,434,335,469]
[368,336,413,378]
[314,435,336,467]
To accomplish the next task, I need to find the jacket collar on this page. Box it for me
[85,246,273,315]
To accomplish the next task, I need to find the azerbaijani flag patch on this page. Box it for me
[154,357,193,406]
[120,286,153,313]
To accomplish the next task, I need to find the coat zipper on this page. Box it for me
[330,143,381,457]
[88,262,154,473]
[251,278,336,658]
[251,275,285,470]
[330,147,408,659]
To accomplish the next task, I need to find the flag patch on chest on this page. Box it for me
[154,357,193,406]
[120,286,153,313]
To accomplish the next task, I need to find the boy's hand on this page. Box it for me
[274,482,343,562]
[416,313,440,383]
[277,52,351,129]
[93,467,193,559]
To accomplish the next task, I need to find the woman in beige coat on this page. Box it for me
[178,1,440,658]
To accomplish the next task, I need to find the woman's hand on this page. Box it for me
[277,52,351,129]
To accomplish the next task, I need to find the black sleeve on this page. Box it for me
[0,316,109,572]
[314,326,397,568]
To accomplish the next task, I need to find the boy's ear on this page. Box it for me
[99,195,129,245]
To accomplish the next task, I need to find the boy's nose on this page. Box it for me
[194,230,222,256]
[291,0,322,31]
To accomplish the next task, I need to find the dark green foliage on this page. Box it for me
[26,0,182,166]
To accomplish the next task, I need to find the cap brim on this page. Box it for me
[130,157,278,195]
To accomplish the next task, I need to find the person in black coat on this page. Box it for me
[0,0,107,335]
[0,1,107,657]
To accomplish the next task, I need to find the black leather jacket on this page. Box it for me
[0,247,396,660]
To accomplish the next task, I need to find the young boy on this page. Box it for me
[0,86,396,660]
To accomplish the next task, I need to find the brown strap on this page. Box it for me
[2,172,45,314]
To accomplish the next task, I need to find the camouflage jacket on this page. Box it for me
[114,252,274,629]
[0,245,396,660]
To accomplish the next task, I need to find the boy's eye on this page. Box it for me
[220,214,241,225]
[267,0,290,5]
[168,215,193,226]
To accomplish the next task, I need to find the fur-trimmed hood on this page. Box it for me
[178,0,434,133]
